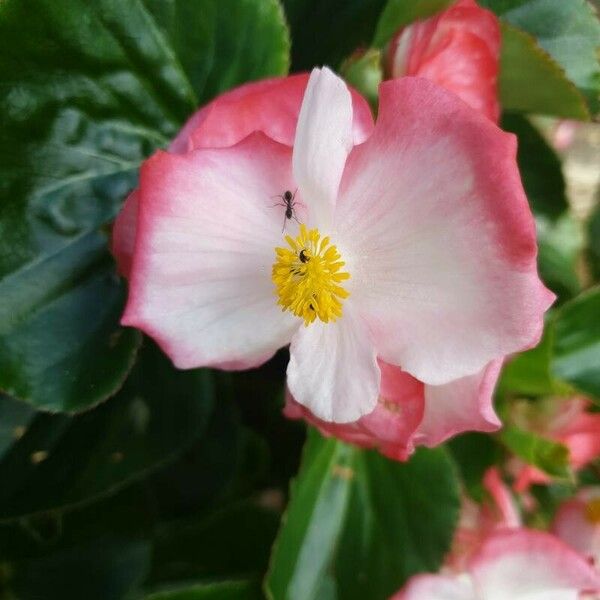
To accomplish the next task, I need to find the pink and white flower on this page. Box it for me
[394,529,600,599]
[553,488,600,567]
[118,66,552,423]
[387,0,501,122]
[445,467,521,572]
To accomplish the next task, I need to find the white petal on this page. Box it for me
[287,305,379,423]
[293,67,354,230]
[394,573,477,600]
[335,77,553,385]
[122,133,299,369]
[472,530,600,600]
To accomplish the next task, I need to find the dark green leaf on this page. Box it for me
[448,432,501,501]
[481,0,600,113]
[551,286,600,400]
[266,430,460,600]
[372,0,453,48]
[499,23,589,119]
[144,0,290,104]
[149,501,279,585]
[150,377,269,519]
[499,425,571,478]
[0,487,153,600]
[0,0,291,412]
[501,114,568,221]
[587,203,600,281]
[0,343,214,521]
[230,354,305,491]
[0,232,141,412]
[537,213,584,301]
[0,0,194,411]
[282,0,387,70]
[143,581,262,600]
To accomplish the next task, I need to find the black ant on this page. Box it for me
[272,189,299,232]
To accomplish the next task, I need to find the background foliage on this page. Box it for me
[0,0,599,598]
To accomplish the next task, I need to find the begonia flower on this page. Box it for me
[387,0,501,122]
[509,397,600,492]
[553,488,600,567]
[393,529,600,599]
[119,67,553,423]
[446,467,521,572]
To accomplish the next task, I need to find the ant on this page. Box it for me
[272,189,299,232]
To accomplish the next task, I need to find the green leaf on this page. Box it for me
[587,204,600,281]
[340,49,383,111]
[372,0,453,48]
[0,343,214,521]
[143,0,290,103]
[0,0,190,411]
[551,286,600,400]
[447,432,501,501]
[499,23,589,119]
[332,446,460,600]
[481,0,600,113]
[281,0,387,70]
[265,430,460,600]
[0,487,152,600]
[501,114,568,221]
[499,425,571,478]
[497,321,563,397]
[148,501,279,586]
[0,232,141,412]
[266,430,355,600]
[537,213,584,301]
[143,581,262,600]
[150,376,270,517]
[0,0,291,413]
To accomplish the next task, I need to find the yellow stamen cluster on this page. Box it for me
[272,224,350,326]
[585,498,600,524]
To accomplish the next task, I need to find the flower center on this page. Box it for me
[585,498,600,524]
[272,224,350,326]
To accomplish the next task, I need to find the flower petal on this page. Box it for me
[113,75,374,280]
[336,77,554,385]
[185,74,310,150]
[552,489,600,565]
[555,404,600,470]
[388,0,501,122]
[112,189,139,277]
[287,305,379,423]
[414,360,502,447]
[392,574,477,600]
[284,361,423,458]
[482,467,521,529]
[471,529,600,599]
[359,361,424,459]
[293,67,354,230]
[122,133,298,369]
[183,73,373,151]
